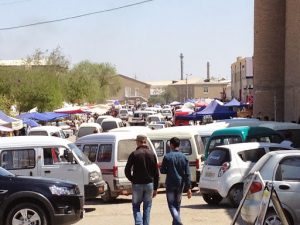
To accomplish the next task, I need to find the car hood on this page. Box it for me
[11,175,77,187]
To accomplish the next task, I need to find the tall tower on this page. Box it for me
[253,0,286,121]
[180,53,184,80]
[284,1,300,122]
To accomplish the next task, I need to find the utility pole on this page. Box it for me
[180,53,184,80]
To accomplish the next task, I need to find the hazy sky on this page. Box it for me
[0,0,254,82]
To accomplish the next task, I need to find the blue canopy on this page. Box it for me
[18,112,69,122]
[21,118,40,127]
[195,100,237,120]
[224,98,245,107]
[0,111,18,123]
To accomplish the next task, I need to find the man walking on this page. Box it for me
[125,134,159,225]
[160,137,192,225]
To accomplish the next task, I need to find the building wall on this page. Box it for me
[253,0,286,121]
[231,57,253,103]
[284,0,300,122]
[111,75,150,101]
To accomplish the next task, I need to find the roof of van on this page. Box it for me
[215,142,294,153]
[211,126,279,138]
[75,131,139,143]
[0,136,71,148]
[101,118,122,123]
[259,121,300,130]
[29,126,63,132]
[109,126,151,133]
[79,122,101,128]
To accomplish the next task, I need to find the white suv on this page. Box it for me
[199,142,293,207]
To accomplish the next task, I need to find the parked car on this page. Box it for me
[199,142,294,207]
[101,118,124,132]
[161,109,173,119]
[118,109,130,121]
[241,150,300,225]
[0,136,106,199]
[0,167,83,225]
[75,132,157,202]
[28,126,69,139]
[77,122,102,139]
[96,115,114,125]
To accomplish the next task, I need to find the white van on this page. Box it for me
[0,136,107,199]
[146,125,219,187]
[101,118,124,132]
[28,126,69,139]
[75,132,157,202]
[77,122,102,140]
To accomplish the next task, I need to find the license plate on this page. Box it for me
[205,171,215,177]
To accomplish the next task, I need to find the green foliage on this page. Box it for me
[162,86,178,104]
[0,95,13,114]
[65,61,120,104]
[148,95,165,105]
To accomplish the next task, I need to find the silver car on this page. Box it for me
[241,150,300,225]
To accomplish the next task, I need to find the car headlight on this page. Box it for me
[89,171,101,183]
[49,185,77,195]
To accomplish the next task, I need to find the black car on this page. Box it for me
[0,167,83,225]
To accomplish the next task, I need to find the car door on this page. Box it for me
[273,156,300,222]
[40,146,84,189]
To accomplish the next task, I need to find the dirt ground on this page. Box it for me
[74,189,247,225]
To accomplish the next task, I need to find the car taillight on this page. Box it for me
[196,159,200,170]
[218,162,230,177]
[249,181,263,194]
[113,166,118,177]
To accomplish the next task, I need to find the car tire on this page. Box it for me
[6,202,48,225]
[228,184,243,208]
[101,185,116,203]
[202,193,223,205]
[264,209,293,225]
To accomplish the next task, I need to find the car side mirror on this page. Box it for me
[65,134,70,138]
[200,154,205,162]
[64,150,74,163]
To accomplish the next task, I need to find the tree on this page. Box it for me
[65,61,120,104]
[162,86,178,104]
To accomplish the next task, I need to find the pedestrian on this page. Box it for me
[160,137,192,225]
[125,134,159,225]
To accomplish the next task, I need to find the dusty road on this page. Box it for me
[74,190,246,225]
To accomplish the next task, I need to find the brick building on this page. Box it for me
[254,0,300,122]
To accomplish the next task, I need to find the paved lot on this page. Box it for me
[74,190,247,225]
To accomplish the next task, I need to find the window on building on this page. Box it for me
[135,88,139,97]
[125,87,131,97]
[204,87,208,93]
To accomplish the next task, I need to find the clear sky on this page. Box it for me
[0,0,254,82]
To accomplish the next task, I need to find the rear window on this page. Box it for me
[238,148,266,163]
[82,145,98,162]
[28,131,48,136]
[119,110,128,114]
[246,134,283,143]
[151,140,164,157]
[206,148,230,166]
[117,139,136,161]
[78,127,97,138]
[277,129,300,148]
[208,135,242,154]
[166,139,192,155]
[97,144,112,162]
[1,149,35,170]
[102,121,118,132]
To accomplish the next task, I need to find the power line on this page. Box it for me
[0,0,154,31]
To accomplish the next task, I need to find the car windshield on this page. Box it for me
[78,127,96,137]
[120,110,127,114]
[0,167,14,177]
[102,121,118,132]
[68,143,92,165]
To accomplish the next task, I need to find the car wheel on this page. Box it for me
[228,184,243,208]
[264,209,293,225]
[202,193,223,205]
[6,203,48,225]
[101,185,116,203]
